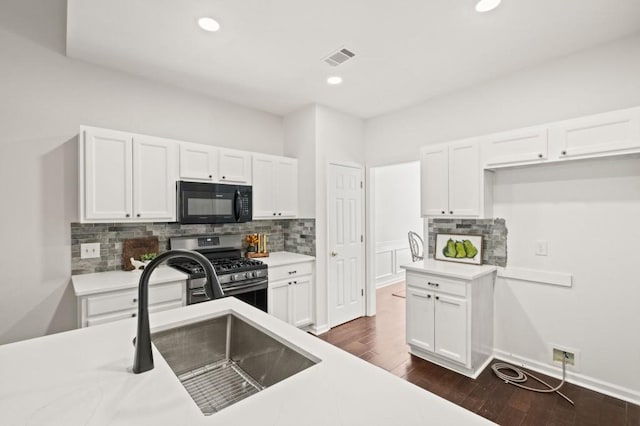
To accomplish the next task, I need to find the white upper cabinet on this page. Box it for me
[218,148,252,184]
[179,142,218,181]
[252,154,298,220]
[80,126,178,223]
[82,127,133,221]
[132,136,178,221]
[421,140,490,218]
[549,107,640,160]
[481,126,548,169]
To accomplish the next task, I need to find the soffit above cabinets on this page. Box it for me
[66,0,640,118]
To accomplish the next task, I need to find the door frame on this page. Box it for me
[326,161,367,328]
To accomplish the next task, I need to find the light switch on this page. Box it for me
[81,243,101,259]
[535,240,548,256]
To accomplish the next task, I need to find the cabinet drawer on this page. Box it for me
[406,272,466,297]
[269,262,313,281]
[86,300,183,327]
[86,282,183,317]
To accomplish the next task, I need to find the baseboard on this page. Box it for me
[376,277,404,289]
[492,349,640,405]
[308,324,330,335]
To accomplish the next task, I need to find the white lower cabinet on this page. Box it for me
[267,260,314,328]
[78,280,186,328]
[404,267,494,378]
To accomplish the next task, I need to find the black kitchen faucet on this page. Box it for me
[132,249,224,374]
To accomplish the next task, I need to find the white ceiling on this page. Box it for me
[66,0,640,118]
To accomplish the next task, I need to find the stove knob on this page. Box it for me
[230,275,236,282]
[248,271,256,278]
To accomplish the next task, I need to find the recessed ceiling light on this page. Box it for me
[475,0,501,13]
[198,17,220,32]
[327,76,343,85]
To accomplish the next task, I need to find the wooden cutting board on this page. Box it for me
[122,237,159,271]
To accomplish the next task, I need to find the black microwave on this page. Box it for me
[177,181,252,224]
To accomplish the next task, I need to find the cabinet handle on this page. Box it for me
[222,176,226,179]
[125,213,130,218]
[427,294,431,299]
[293,281,297,284]
[278,212,282,216]
[538,153,543,158]
[273,212,276,216]
[133,298,137,303]
[131,313,136,317]
[209,174,212,179]
[441,211,445,214]
[561,150,567,156]
[449,211,454,215]
[136,213,141,218]
[288,282,291,285]
[427,282,440,287]
[435,296,439,300]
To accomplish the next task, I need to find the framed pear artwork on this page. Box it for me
[434,234,483,265]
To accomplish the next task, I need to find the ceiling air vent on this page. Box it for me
[323,48,355,67]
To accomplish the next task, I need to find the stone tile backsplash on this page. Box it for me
[71,219,316,275]
[427,218,508,267]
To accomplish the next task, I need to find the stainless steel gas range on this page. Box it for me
[168,235,268,311]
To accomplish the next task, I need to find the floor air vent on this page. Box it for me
[324,48,356,66]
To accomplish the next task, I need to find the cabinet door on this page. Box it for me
[550,108,640,160]
[448,140,480,217]
[251,155,276,219]
[83,127,133,221]
[268,280,290,323]
[275,158,298,218]
[434,294,468,365]
[218,149,252,184]
[133,136,178,221]
[481,126,548,168]
[291,275,313,327]
[406,286,435,352]
[179,142,217,181]
[420,144,449,217]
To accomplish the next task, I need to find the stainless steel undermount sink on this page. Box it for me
[151,313,320,415]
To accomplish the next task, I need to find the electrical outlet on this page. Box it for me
[553,348,575,366]
[535,240,548,256]
[80,243,101,259]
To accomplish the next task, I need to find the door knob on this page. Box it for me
[331,251,338,257]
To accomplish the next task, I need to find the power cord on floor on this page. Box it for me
[491,352,575,406]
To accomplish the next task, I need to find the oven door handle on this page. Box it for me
[233,189,242,222]
[223,280,268,296]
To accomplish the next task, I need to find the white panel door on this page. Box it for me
[328,163,365,327]
[268,280,290,323]
[133,136,178,221]
[251,155,276,219]
[291,276,313,328]
[434,294,468,365]
[218,149,252,184]
[549,108,640,159]
[420,144,449,216]
[275,158,298,218]
[179,142,217,181]
[406,286,435,352]
[83,128,133,221]
[481,126,548,168]
[448,140,480,217]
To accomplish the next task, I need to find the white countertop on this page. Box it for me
[259,251,315,267]
[0,298,494,426]
[401,259,497,280]
[72,267,188,296]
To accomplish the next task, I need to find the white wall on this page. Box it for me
[0,1,284,344]
[363,32,640,398]
[493,157,640,397]
[365,33,640,167]
[373,162,422,287]
[283,105,317,219]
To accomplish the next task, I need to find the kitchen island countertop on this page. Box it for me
[0,298,495,425]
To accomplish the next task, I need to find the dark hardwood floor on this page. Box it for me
[318,282,640,426]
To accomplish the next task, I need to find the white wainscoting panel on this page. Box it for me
[375,240,410,287]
